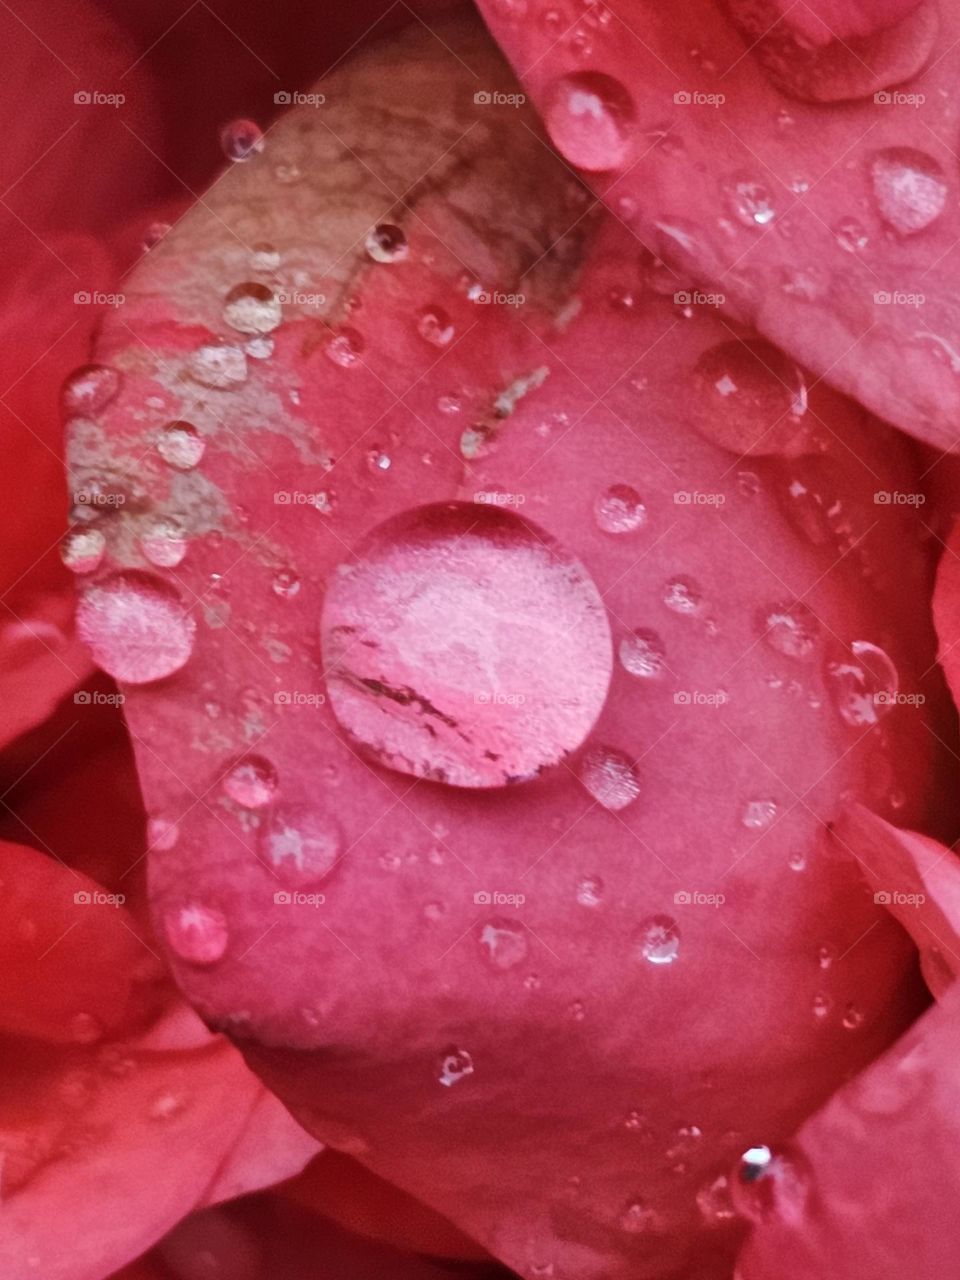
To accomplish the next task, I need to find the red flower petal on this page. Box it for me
[67,17,951,1277]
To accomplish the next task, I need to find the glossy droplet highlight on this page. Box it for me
[543,72,636,171]
[438,1046,474,1087]
[220,118,264,162]
[416,306,454,347]
[580,746,639,810]
[827,640,899,727]
[164,902,229,966]
[76,573,195,683]
[662,577,703,616]
[638,914,681,965]
[691,340,808,456]
[619,628,667,679]
[61,527,105,575]
[325,327,364,368]
[223,282,282,334]
[261,805,340,887]
[62,364,120,417]
[594,484,646,534]
[726,176,777,227]
[222,755,278,809]
[321,503,612,788]
[757,602,820,659]
[158,421,205,470]
[870,147,946,236]
[478,919,529,970]
[272,568,301,599]
[732,1144,811,1226]
[365,223,409,263]
[741,798,777,829]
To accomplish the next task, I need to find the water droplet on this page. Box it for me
[543,72,636,171]
[726,176,777,227]
[324,326,364,368]
[158,421,205,470]
[147,816,180,851]
[757,602,820,659]
[619,628,667,679]
[697,1173,736,1225]
[76,573,195,683]
[594,484,647,534]
[251,242,281,272]
[69,1012,104,1044]
[662,577,703,615]
[870,147,946,236]
[741,797,777,829]
[812,992,832,1019]
[222,755,278,809]
[417,305,454,347]
[365,223,409,263]
[223,282,282,334]
[818,944,836,970]
[732,1144,811,1226]
[164,902,229,965]
[321,503,613,788]
[61,527,106,575]
[62,364,120,417]
[826,640,898,727]
[788,849,807,872]
[365,447,392,474]
[438,1046,474,1087]
[220,118,264,162]
[149,1090,189,1120]
[140,515,188,568]
[262,804,340,886]
[576,875,604,907]
[638,914,681,965]
[478,919,529,970]
[691,340,808,456]
[834,217,868,253]
[272,568,301,599]
[580,746,640,810]
[189,344,247,389]
[619,1198,658,1234]
[842,1002,864,1029]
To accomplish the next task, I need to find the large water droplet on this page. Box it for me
[321,503,612,788]
[438,1046,474,1087]
[691,340,808,456]
[478,919,529,970]
[365,223,409,264]
[580,746,639,810]
[158,421,205,470]
[594,484,646,534]
[543,72,636,171]
[223,282,282,334]
[261,805,340,887]
[61,527,106,575]
[164,902,229,966]
[62,364,120,417]
[732,1144,811,1227]
[638,914,681,965]
[757,602,820,659]
[222,755,278,809]
[826,640,898,727]
[619,628,667,679]
[869,147,946,236]
[220,119,264,162]
[76,573,195,683]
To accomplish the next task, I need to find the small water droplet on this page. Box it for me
[223,282,282,334]
[61,527,106,575]
[164,902,229,965]
[62,364,120,417]
[365,223,409,263]
[543,72,637,171]
[619,628,667,679]
[638,914,681,965]
[691,340,808,456]
[189,344,247,389]
[147,816,180,851]
[619,1198,658,1234]
[576,875,604,907]
[262,804,340,886]
[726,176,777,227]
[438,1046,474,1087]
[158,421,205,470]
[757,602,820,659]
[478,918,529,971]
[417,305,455,347]
[732,1144,811,1226]
[580,746,640,810]
[76,573,195,683]
[818,944,836,971]
[741,797,778,829]
[222,755,278,809]
[272,568,301,599]
[662,577,703,616]
[594,484,646,534]
[149,1091,188,1120]
[697,1173,736,1225]
[325,326,364,368]
[251,242,281,272]
[834,217,869,253]
[220,118,264,162]
[140,515,188,568]
[812,992,832,1019]
[869,147,946,236]
[826,640,898,727]
[842,1002,864,1029]
[788,849,807,872]
[69,1012,104,1044]
[365,447,392,474]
